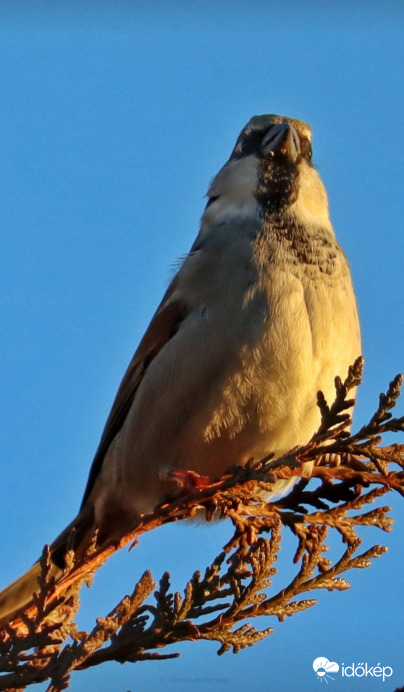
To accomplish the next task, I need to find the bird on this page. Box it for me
[0,114,361,625]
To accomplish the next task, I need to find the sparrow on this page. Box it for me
[0,114,361,625]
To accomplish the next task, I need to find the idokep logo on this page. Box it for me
[341,662,393,682]
[313,657,339,683]
[313,657,394,683]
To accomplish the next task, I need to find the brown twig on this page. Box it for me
[0,359,403,691]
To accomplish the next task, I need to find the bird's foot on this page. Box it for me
[168,469,213,493]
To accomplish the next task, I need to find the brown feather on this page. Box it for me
[80,285,189,508]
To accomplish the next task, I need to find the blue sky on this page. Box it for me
[1,3,404,691]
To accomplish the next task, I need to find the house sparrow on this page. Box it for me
[0,114,361,624]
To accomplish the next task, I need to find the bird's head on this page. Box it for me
[202,114,332,234]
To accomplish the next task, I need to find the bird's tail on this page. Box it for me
[0,505,95,628]
[0,560,61,626]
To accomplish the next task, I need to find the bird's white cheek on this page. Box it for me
[287,164,334,234]
[201,154,261,230]
[287,196,333,233]
[201,196,260,231]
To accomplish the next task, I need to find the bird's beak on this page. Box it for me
[261,122,301,162]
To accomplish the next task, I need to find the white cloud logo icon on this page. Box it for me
[313,657,340,681]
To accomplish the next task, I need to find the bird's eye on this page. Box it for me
[206,196,219,208]
[308,145,313,161]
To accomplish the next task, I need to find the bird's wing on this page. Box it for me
[80,281,189,508]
